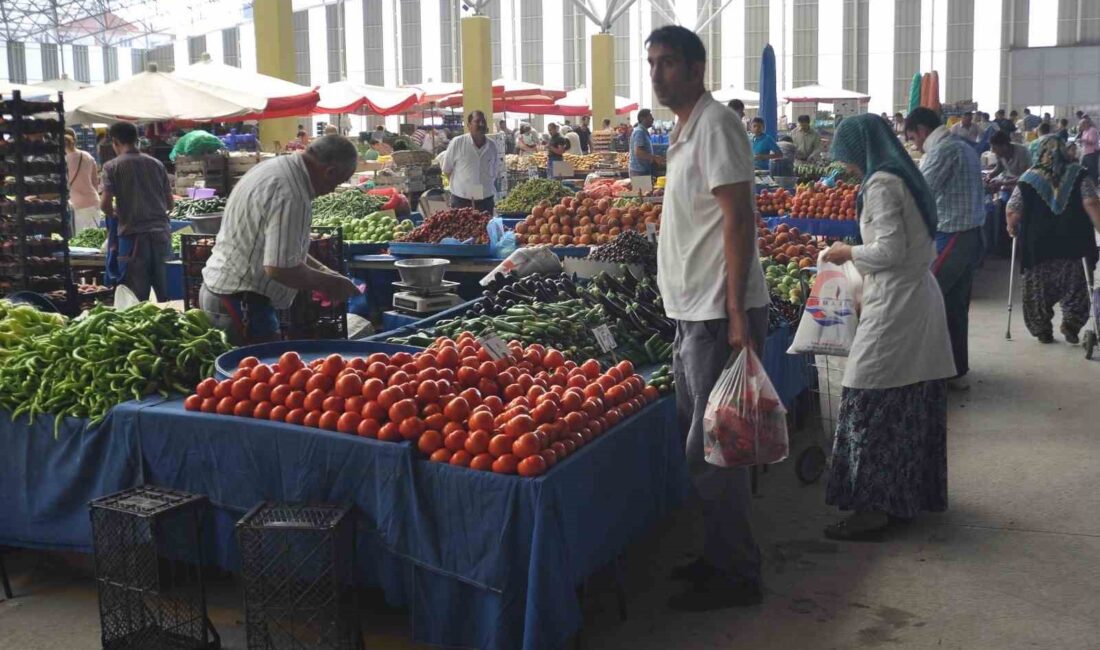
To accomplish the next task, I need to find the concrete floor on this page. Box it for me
[3,258,1099,650]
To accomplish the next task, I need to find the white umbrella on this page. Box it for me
[65,64,267,124]
[781,85,870,102]
[315,81,421,115]
[711,86,760,106]
[32,74,91,93]
[0,81,54,100]
[174,54,318,119]
[409,82,464,105]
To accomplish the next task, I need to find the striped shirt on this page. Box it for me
[919,126,986,233]
[101,152,171,236]
[202,154,316,309]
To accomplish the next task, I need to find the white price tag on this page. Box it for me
[592,324,617,353]
[477,334,510,361]
[645,221,657,242]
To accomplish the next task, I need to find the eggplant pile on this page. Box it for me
[389,267,676,366]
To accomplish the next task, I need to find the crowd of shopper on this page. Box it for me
[642,23,1100,613]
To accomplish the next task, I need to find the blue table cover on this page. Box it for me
[764,323,809,406]
[763,216,860,239]
[0,404,145,551]
[119,396,687,650]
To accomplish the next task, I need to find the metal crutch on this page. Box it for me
[1006,236,1018,340]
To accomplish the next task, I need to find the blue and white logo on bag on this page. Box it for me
[804,269,855,326]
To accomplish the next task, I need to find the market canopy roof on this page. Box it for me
[505,87,637,117]
[316,81,420,116]
[32,75,91,93]
[781,85,870,102]
[711,86,760,105]
[0,81,54,100]
[491,79,566,100]
[173,54,319,120]
[65,65,268,124]
[409,82,464,105]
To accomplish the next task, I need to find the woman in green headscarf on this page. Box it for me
[1006,135,1100,344]
[817,114,956,541]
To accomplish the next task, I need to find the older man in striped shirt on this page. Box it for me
[200,135,359,344]
[906,107,985,391]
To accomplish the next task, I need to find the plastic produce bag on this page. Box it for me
[479,246,562,287]
[787,253,861,356]
[703,348,789,468]
[169,130,225,161]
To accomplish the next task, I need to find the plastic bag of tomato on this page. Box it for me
[183,332,659,477]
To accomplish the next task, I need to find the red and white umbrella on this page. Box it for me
[315,81,421,115]
[509,87,638,117]
[491,78,566,100]
[173,55,319,120]
[408,81,464,105]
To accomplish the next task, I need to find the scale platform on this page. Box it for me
[392,279,459,295]
[393,290,464,314]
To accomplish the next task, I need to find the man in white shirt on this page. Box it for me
[790,114,823,161]
[442,111,500,213]
[949,111,981,143]
[648,24,771,612]
[200,135,359,344]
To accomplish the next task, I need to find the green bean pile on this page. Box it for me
[0,300,67,351]
[0,303,231,432]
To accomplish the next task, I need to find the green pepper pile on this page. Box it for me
[169,197,228,219]
[0,303,231,432]
[69,228,108,249]
[0,300,67,350]
[496,179,573,213]
[312,191,388,222]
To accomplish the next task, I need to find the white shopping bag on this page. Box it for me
[787,253,861,356]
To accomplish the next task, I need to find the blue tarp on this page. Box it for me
[0,393,689,650]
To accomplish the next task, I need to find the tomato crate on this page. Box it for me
[89,486,220,650]
[236,502,361,650]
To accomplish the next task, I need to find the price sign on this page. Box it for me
[645,221,657,243]
[592,324,617,353]
[477,334,510,361]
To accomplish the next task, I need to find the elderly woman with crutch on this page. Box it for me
[1006,136,1100,344]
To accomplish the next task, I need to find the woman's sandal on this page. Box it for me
[823,519,887,542]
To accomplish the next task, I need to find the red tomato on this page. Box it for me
[483,395,504,414]
[447,450,471,467]
[278,351,303,375]
[229,378,254,401]
[285,408,307,425]
[348,358,368,372]
[200,397,218,413]
[416,381,440,404]
[391,352,413,366]
[416,367,439,382]
[444,429,469,451]
[304,389,327,413]
[418,430,444,454]
[366,362,388,380]
[399,417,425,441]
[511,432,541,459]
[334,373,363,399]
[195,378,217,398]
[269,384,292,406]
[518,454,548,477]
[437,346,460,369]
[467,410,494,432]
[388,398,418,424]
[504,414,535,438]
[580,359,601,379]
[488,434,516,458]
[303,410,322,428]
[581,397,604,418]
[336,412,361,434]
[464,429,491,455]
[269,405,289,422]
[377,387,401,411]
[387,371,410,388]
[289,368,313,390]
[361,401,387,421]
[184,394,202,411]
[542,349,565,369]
[343,396,365,414]
[320,354,346,378]
[239,356,260,369]
[424,412,449,431]
[532,401,558,425]
[444,397,471,422]
[357,418,381,438]
[470,453,495,471]
[216,396,236,415]
[492,454,520,474]
[361,377,385,400]
[285,390,306,411]
[430,448,454,463]
[366,352,390,366]
[253,401,274,420]
[250,364,274,383]
[318,410,340,431]
[233,400,255,417]
[561,438,577,455]
[643,385,660,402]
[305,373,333,394]
[249,382,272,403]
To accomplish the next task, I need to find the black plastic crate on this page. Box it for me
[90,486,220,650]
[237,503,360,650]
[180,234,216,311]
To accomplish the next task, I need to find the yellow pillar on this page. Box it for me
[461,15,493,131]
[253,0,298,152]
[590,33,615,128]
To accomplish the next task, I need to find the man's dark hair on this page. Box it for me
[467,110,486,124]
[989,130,1011,147]
[1023,108,1031,115]
[1009,110,1018,118]
[904,107,941,134]
[995,109,1006,118]
[751,116,765,126]
[1076,110,1084,118]
[306,134,359,171]
[1037,122,1051,135]
[550,134,570,151]
[109,122,139,145]
[894,112,904,119]
[797,114,811,124]
[637,108,652,122]
[602,118,611,127]
[1060,118,1069,127]
[728,99,744,112]
[644,25,706,65]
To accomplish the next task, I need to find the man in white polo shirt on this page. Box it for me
[200,135,359,344]
[648,25,771,611]
[442,111,499,213]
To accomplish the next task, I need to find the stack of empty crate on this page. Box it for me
[228,152,272,191]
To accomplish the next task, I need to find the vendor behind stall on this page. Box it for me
[199,135,360,345]
[100,122,173,301]
[442,110,499,213]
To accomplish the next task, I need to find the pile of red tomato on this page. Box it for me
[183,332,659,477]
